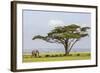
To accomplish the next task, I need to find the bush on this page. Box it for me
[51,54,57,57]
[51,54,61,57]
[38,56,42,58]
[87,53,90,56]
[77,53,80,56]
[63,54,66,56]
[45,54,50,57]
[54,54,59,57]
[59,54,63,57]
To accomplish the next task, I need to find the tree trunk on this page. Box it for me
[64,39,69,55]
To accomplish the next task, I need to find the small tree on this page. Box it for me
[32,24,90,55]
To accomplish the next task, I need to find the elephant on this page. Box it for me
[31,49,39,58]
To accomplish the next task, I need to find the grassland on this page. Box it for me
[23,52,91,62]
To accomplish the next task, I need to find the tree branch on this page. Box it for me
[68,39,79,53]
[68,39,75,47]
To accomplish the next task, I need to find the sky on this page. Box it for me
[22,10,91,53]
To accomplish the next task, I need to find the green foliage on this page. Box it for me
[81,27,90,31]
[32,24,90,40]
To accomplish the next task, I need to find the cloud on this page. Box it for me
[48,20,65,28]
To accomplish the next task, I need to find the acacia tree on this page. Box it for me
[32,24,90,55]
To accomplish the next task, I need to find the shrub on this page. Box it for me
[38,56,42,58]
[45,54,50,57]
[54,54,59,57]
[77,53,80,56]
[87,53,90,56]
[63,54,66,56]
[59,54,63,57]
[51,54,60,57]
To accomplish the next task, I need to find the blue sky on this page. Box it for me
[22,10,91,53]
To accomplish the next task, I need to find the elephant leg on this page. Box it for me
[31,54,33,58]
[37,53,39,57]
[34,54,36,57]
